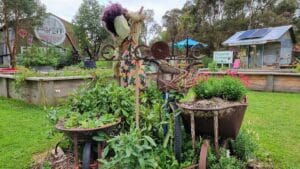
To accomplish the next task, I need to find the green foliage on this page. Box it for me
[180,87,196,103]
[66,83,135,128]
[231,129,258,161]
[194,76,247,101]
[73,0,109,59]
[295,64,300,73]
[180,137,202,167]
[0,0,46,67]
[101,129,159,169]
[20,45,61,67]
[208,149,245,169]
[208,61,219,72]
[202,56,213,68]
[275,0,297,15]
[221,76,247,101]
[194,77,222,99]
[13,66,113,90]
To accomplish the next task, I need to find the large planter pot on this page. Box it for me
[177,100,248,138]
[32,65,55,72]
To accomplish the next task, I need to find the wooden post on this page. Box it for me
[213,111,219,159]
[190,111,196,149]
[135,61,141,128]
[73,134,79,169]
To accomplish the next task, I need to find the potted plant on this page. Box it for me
[177,76,248,138]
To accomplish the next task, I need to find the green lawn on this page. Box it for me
[0,97,60,169]
[0,92,299,169]
[243,92,300,169]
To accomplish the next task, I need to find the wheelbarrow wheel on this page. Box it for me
[82,142,92,169]
[199,139,209,169]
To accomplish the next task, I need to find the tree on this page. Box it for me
[140,9,162,45]
[73,0,109,61]
[165,0,298,55]
[0,0,46,68]
[162,9,182,56]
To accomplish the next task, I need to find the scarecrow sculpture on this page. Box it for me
[102,3,146,127]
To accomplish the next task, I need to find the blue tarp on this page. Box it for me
[174,38,208,48]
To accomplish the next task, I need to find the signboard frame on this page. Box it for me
[213,51,233,65]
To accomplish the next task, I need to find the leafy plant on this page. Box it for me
[295,64,300,73]
[101,129,159,169]
[20,45,61,67]
[208,148,245,169]
[65,83,135,128]
[231,129,258,161]
[194,77,222,99]
[194,76,247,101]
[221,76,247,101]
[208,61,219,72]
[202,56,213,68]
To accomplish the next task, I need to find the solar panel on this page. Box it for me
[238,29,256,39]
[248,28,270,39]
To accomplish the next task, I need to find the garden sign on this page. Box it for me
[213,51,233,65]
[34,15,66,46]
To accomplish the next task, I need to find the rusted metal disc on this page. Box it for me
[151,41,169,59]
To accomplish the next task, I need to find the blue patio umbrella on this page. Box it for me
[174,38,208,49]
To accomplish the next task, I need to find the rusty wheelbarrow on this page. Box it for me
[56,118,121,169]
[177,98,248,169]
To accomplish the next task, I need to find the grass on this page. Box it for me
[0,91,299,169]
[243,91,300,169]
[0,97,61,169]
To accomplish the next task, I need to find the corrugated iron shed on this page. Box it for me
[222,25,295,46]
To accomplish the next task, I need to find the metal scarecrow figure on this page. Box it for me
[102,3,146,127]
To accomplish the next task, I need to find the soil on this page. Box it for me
[178,97,243,110]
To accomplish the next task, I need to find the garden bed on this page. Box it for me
[201,70,300,93]
[0,74,93,105]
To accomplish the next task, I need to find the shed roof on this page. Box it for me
[222,25,295,46]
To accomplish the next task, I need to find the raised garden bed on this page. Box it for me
[0,74,93,105]
[199,70,300,93]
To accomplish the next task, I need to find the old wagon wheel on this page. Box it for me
[133,44,150,60]
[101,44,116,60]
[151,41,170,59]
[191,44,205,59]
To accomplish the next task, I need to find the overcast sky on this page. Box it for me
[41,0,186,24]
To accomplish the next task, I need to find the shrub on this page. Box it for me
[194,76,247,101]
[20,45,61,67]
[208,61,219,72]
[202,56,213,68]
[194,77,222,99]
[221,76,247,101]
[230,129,258,161]
[66,83,135,128]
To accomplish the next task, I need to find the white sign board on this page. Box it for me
[213,51,233,64]
[34,15,66,45]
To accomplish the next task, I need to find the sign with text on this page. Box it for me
[34,15,66,45]
[213,51,233,64]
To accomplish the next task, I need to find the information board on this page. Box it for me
[213,51,233,64]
